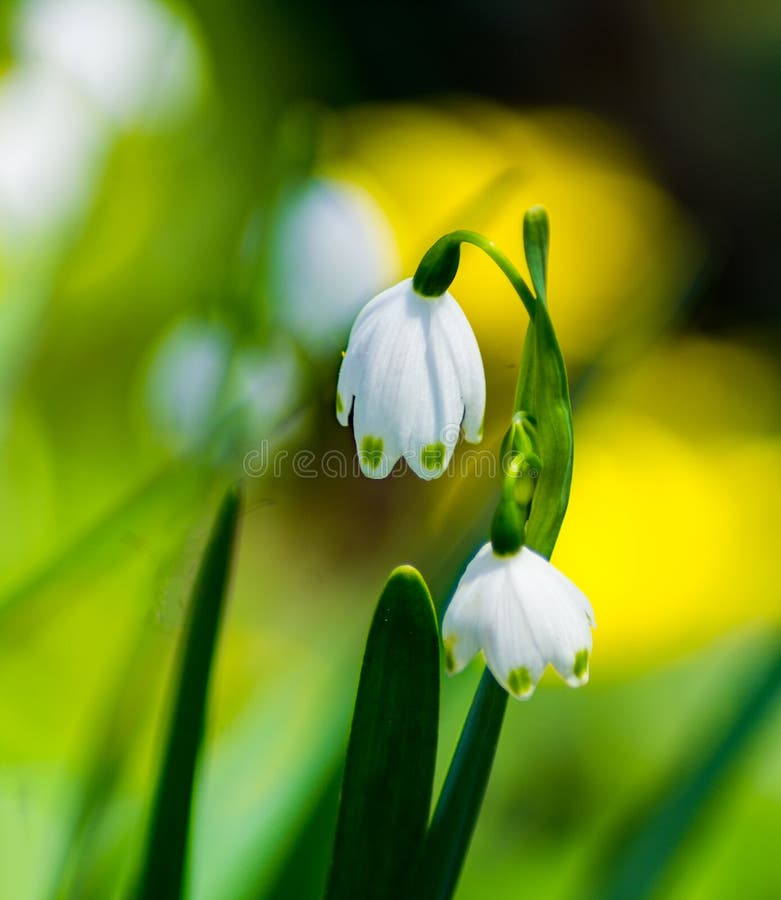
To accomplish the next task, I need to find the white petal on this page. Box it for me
[351,298,416,477]
[404,300,464,479]
[481,558,547,699]
[347,283,403,349]
[511,548,594,686]
[442,544,495,673]
[437,292,485,443]
[336,350,359,426]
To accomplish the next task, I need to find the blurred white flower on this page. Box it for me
[146,320,306,455]
[0,0,204,247]
[442,544,595,699]
[222,339,305,445]
[336,277,485,479]
[145,319,232,450]
[269,177,400,355]
[15,0,204,126]
[0,68,104,243]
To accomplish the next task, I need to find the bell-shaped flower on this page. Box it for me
[336,277,485,479]
[442,543,595,699]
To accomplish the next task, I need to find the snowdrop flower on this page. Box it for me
[336,277,485,479]
[442,543,595,699]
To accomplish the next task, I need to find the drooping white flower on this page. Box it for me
[336,277,485,479]
[442,543,595,699]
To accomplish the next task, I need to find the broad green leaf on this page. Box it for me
[134,486,241,900]
[325,566,439,900]
[597,647,781,900]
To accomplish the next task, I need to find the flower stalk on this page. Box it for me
[419,206,579,899]
[412,229,537,318]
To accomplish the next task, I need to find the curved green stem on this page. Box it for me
[413,230,537,320]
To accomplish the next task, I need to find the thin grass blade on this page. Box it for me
[134,486,241,900]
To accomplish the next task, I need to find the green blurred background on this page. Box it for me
[1,1,780,898]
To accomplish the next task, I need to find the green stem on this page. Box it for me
[413,230,537,320]
[418,671,508,900]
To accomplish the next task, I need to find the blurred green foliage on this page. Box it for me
[1,2,780,900]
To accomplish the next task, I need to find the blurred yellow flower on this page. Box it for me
[555,337,781,669]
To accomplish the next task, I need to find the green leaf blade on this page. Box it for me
[326,565,440,900]
[135,485,241,900]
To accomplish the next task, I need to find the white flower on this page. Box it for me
[442,544,595,699]
[336,277,485,479]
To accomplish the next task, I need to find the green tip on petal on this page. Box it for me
[336,392,344,415]
[361,435,384,471]
[573,649,589,680]
[422,442,445,473]
[443,636,457,674]
[508,667,533,697]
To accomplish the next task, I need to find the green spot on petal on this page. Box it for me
[508,667,532,696]
[574,649,589,680]
[361,435,384,470]
[443,637,456,673]
[422,442,445,472]
[335,392,344,415]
